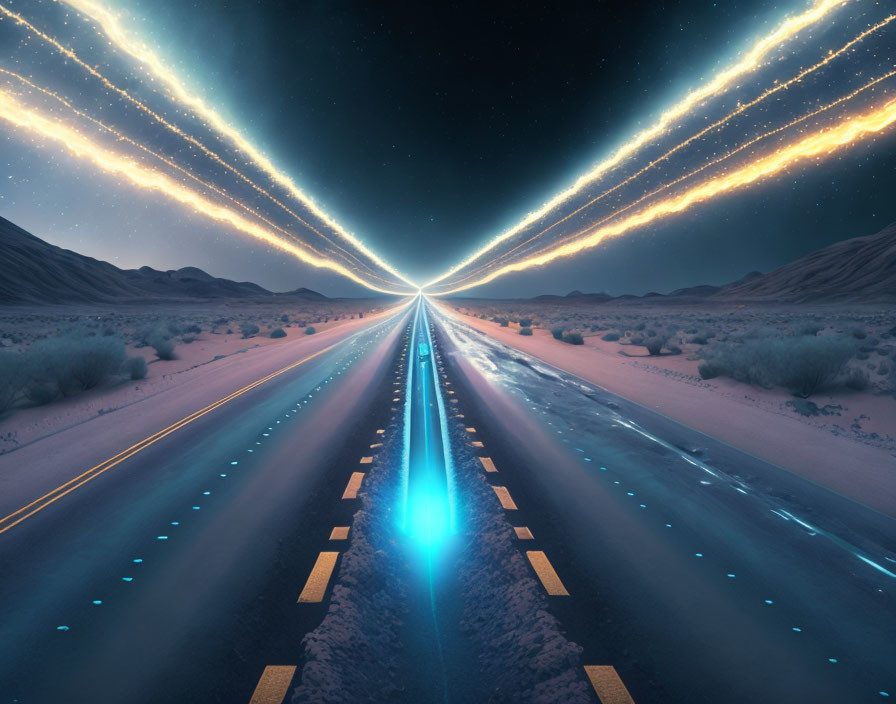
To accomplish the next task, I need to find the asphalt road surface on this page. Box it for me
[0,306,413,703]
[429,301,895,704]
[0,296,893,703]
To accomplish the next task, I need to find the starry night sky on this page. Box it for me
[2,0,895,297]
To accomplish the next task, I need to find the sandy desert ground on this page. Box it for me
[0,299,398,454]
[435,298,896,513]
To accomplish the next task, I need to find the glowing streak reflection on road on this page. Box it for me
[401,296,455,548]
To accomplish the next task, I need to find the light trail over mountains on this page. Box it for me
[0,1,416,294]
[424,1,896,295]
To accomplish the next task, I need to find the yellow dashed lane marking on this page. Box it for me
[297,552,339,603]
[514,526,534,540]
[479,457,498,473]
[584,666,636,704]
[376,429,385,435]
[492,486,518,510]
[342,472,365,499]
[329,526,350,540]
[248,665,296,704]
[471,441,484,448]
[526,551,569,596]
[465,427,476,433]
[360,456,373,464]
[369,443,383,449]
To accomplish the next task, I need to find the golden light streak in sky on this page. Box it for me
[0,88,412,295]
[0,2,414,289]
[439,68,896,291]
[430,93,896,295]
[56,0,417,288]
[469,14,895,267]
[424,0,851,289]
[0,68,403,289]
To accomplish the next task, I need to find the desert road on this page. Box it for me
[0,297,893,703]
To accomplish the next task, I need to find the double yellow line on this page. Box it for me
[0,341,340,536]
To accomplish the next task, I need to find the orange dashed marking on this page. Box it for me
[584,666,636,704]
[342,472,365,499]
[376,429,385,435]
[492,486,518,510]
[360,456,373,464]
[297,552,339,603]
[479,457,498,473]
[329,526,350,540]
[370,443,383,449]
[248,665,296,704]
[471,441,484,448]
[514,526,534,540]
[465,427,476,433]
[526,551,569,596]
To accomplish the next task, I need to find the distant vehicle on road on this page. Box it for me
[418,342,431,363]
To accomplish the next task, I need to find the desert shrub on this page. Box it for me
[0,352,25,413]
[629,335,644,346]
[843,367,870,391]
[181,336,195,344]
[799,324,823,337]
[185,323,201,334]
[270,327,287,338]
[280,314,289,322]
[852,328,867,339]
[519,327,533,336]
[644,336,667,356]
[602,332,621,342]
[787,399,821,417]
[699,335,855,397]
[519,318,532,328]
[124,356,148,380]
[240,323,260,339]
[69,337,126,389]
[561,332,584,345]
[666,344,682,355]
[688,335,708,345]
[26,382,57,406]
[305,326,316,335]
[24,335,127,399]
[551,328,564,340]
[149,334,176,360]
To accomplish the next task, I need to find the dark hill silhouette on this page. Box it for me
[522,222,895,304]
[716,222,896,302]
[0,216,327,304]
